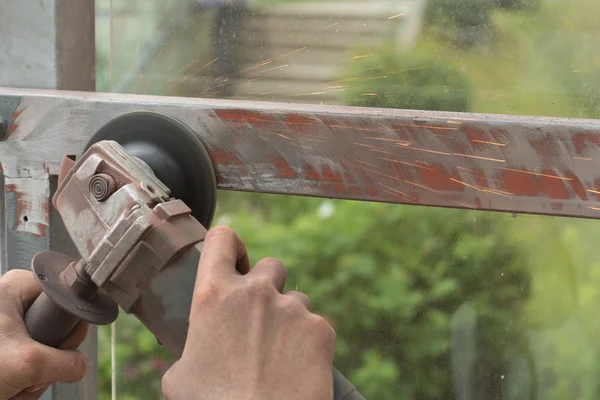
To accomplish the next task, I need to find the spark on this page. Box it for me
[587,189,600,195]
[412,147,452,156]
[457,166,474,172]
[416,160,429,165]
[287,87,345,97]
[364,75,388,80]
[388,12,405,19]
[274,46,308,60]
[362,93,380,96]
[379,157,433,170]
[471,140,506,147]
[587,206,600,211]
[404,180,446,196]
[455,201,476,209]
[499,168,571,180]
[247,64,289,78]
[458,169,504,184]
[361,166,401,181]
[265,131,295,142]
[575,157,592,161]
[379,183,419,202]
[325,22,339,29]
[454,153,506,163]
[354,53,374,59]
[358,160,382,169]
[450,178,513,197]
[364,137,411,146]
[447,121,464,125]
[398,66,429,73]
[288,91,327,97]
[330,125,388,133]
[331,77,360,83]
[393,123,458,131]
[194,57,220,74]
[241,59,273,73]
[356,143,391,151]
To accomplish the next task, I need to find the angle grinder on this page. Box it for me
[22,111,363,400]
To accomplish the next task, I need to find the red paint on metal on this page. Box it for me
[475,197,482,208]
[573,132,600,155]
[529,135,557,159]
[500,171,540,196]
[305,165,322,181]
[539,171,570,199]
[420,165,463,192]
[216,109,277,127]
[464,127,486,149]
[8,122,18,135]
[283,114,320,133]
[321,166,343,183]
[273,156,297,179]
[565,171,588,201]
[211,149,245,167]
[473,169,489,188]
[349,186,361,195]
[332,184,346,194]
[7,108,22,136]
[5,183,48,237]
[366,187,379,197]
[501,169,571,199]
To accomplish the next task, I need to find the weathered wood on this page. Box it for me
[1,88,600,220]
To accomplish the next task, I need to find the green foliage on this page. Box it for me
[216,193,531,400]
[342,48,472,112]
[494,0,541,11]
[98,316,174,400]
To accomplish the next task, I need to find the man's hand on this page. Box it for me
[0,270,89,400]
[162,226,336,400]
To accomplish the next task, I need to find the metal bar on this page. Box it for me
[0,2,97,399]
[1,88,600,219]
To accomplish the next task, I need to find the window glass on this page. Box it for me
[95,1,600,399]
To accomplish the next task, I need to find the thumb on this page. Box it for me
[33,344,88,384]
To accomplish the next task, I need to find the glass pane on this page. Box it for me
[95,0,600,399]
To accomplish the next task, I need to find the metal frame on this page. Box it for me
[1,88,600,220]
[0,1,97,399]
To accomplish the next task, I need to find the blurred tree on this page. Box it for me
[424,0,494,47]
[343,48,472,112]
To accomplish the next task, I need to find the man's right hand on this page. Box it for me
[162,226,336,400]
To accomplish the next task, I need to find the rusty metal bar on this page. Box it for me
[1,87,600,219]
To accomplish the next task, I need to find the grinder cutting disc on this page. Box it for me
[85,112,217,228]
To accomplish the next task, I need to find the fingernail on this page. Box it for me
[25,383,48,393]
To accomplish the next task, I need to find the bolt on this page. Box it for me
[89,173,116,201]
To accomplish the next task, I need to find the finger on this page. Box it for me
[249,258,287,292]
[199,226,250,279]
[12,385,50,400]
[59,322,89,350]
[32,345,88,384]
[0,269,42,316]
[285,290,312,311]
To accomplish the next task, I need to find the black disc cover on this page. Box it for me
[85,112,217,228]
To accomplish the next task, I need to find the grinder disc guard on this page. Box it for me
[85,112,217,228]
